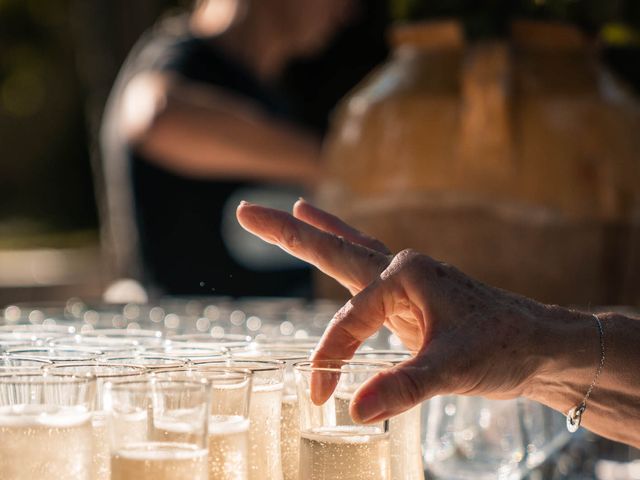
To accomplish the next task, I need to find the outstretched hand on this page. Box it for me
[236,199,552,423]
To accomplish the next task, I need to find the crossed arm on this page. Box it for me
[236,199,640,448]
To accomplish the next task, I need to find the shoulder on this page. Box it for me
[122,14,203,77]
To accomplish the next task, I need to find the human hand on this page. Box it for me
[236,199,553,423]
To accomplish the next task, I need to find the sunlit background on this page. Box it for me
[0,0,639,305]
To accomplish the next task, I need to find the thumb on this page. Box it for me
[349,347,449,424]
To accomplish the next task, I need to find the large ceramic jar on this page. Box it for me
[319,20,640,305]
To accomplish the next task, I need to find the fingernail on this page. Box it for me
[239,200,250,207]
[352,392,385,423]
[297,197,306,203]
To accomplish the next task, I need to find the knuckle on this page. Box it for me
[390,249,433,278]
[396,248,420,262]
[333,234,347,250]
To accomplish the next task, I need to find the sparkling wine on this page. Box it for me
[110,442,208,480]
[0,405,93,480]
[299,426,390,480]
[335,391,357,426]
[389,405,424,480]
[248,383,283,480]
[280,394,300,480]
[92,410,148,480]
[208,415,250,480]
[336,391,424,479]
[91,412,110,480]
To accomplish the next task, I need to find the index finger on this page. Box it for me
[236,201,389,294]
[293,199,391,255]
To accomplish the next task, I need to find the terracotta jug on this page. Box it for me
[318,20,640,305]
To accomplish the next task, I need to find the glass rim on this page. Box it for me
[151,366,253,383]
[103,354,184,361]
[0,355,52,364]
[80,328,163,338]
[231,352,310,362]
[168,333,252,343]
[0,365,49,373]
[293,359,395,373]
[355,349,412,355]
[3,353,99,363]
[101,356,186,369]
[254,335,321,344]
[192,358,285,372]
[145,346,226,358]
[0,370,97,384]
[105,376,209,390]
[6,346,102,355]
[48,335,142,346]
[44,363,148,378]
[238,344,313,353]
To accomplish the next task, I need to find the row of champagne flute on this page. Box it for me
[0,358,414,480]
[0,323,425,480]
[0,308,569,480]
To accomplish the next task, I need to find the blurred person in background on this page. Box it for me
[101,0,370,297]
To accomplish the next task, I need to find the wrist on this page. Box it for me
[523,305,599,412]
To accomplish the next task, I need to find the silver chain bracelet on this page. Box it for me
[566,313,605,433]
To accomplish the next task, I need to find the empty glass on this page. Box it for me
[104,377,210,480]
[294,359,394,480]
[518,398,570,471]
[424,396,525,480]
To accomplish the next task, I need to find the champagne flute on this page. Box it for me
[154,367,253,480]
[104,377,210,480]
[0,370,96,480]
[194,358,286,480]
[294,359,394,480]
[46,363,147,480]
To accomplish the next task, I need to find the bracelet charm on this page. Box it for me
[565,313,605,433]
[566,404,585,433]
